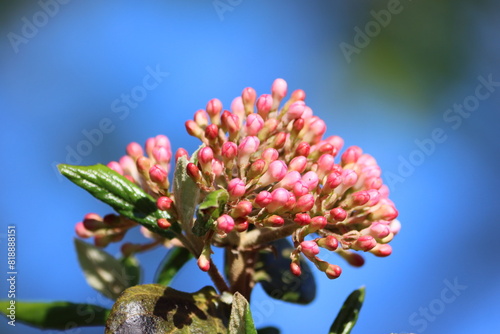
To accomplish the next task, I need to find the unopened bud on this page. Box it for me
[156,196,173,211]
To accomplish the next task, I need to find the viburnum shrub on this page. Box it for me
[3,79,400,333]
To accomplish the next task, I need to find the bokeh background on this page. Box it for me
[1,0,499,333]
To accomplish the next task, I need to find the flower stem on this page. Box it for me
[240,221,297,249]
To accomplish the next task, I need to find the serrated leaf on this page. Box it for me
[255,238,316,305]
[120,255,142,287]
[105,284,229,334]
[257,327,281,334]
[192,189,229,236]
[173,156,200,231]
[154,247,193,286]
[228,292,257,334]
[0,300,110,329]
[75,238,136,300]
[58,164,177,238]
[329,287,365,334]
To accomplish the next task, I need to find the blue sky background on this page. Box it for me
[1,1,499,333]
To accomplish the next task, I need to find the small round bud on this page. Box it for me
[156,196,173,211]
[157,218,171,229]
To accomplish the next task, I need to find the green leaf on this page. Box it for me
[75,238,137,300]
[173,156,200,231]
[105,284,229,334]
[120,255,142,287]
[58,164,177,239]
[229,292,257,334]
[329,287,365,334]
[255,238,316,305]
[192,188,229,236]
[257,327,281,334]
[154,247,193,286]
[0,300,110,329]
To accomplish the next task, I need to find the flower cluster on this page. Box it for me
[183,79,400,279]
[74,78,400,280]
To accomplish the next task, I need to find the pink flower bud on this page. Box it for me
[197,254,210,272]
[231,97,245,122]
[221,142,238,161]
[216,214,235,233]
[212,159,223,177]
[325,135,344,154]
[261,148,279,163]
[157,218,171,229]
[277,171,301,190]
[153,146,171,164]
[295,194,315,212]
[300,240,319,258]
[389,219,401,235]
[136,156,152,173]
[366,189,381,206]
[175,148,189,162]
[291,89,306,102]
[308,117,326,141]
[206,98,222,118]
[149,165,168,184]
[341,146,362,165]
[244,159,264,180]
[75,222,93,238]
[266,188,290,212]
[238,136,260,167]
[329,207,347,222]
[205,124,219,140]
[221,110,240,134]
[286,101,306,120]
[378,184,390,198]
[293,118,305,132]
[242,87,256,114]
[234,218,249,232]
[198,147,214,165]
[365,176,383,190]
[157,196,173,211]
[288,156,307,173]
[293,181,310,197]
[107,161,124,175]
[310,216,327,230]
[228,178,246,199]
[271,78,287,109]
[256,94,273,118]
[274,132,287,149]
[290,262,302,276]
[255,191,272,208]
[185,120,203,138]
[323,171,342,191]
[126,142,144,159]
[317,236,338,251]
[194,109,209,128]
[294,213,311,226]
[284,193,296,211]
[369,222,391,239]
[370,244,392,257]
[301,171,319,190]
[187,162,202,182]
[246,113,264,136]
[355,235,377,251]
[264,215,285,227]
[340,251,365,267]
[351,191,370,206]
[295,142,310,157]
[372,204,398,221]
[232,200,253,218]
[316,154,335,178]
[325,264,342,279]
[342,169,358,187]
[259,160,287,186]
